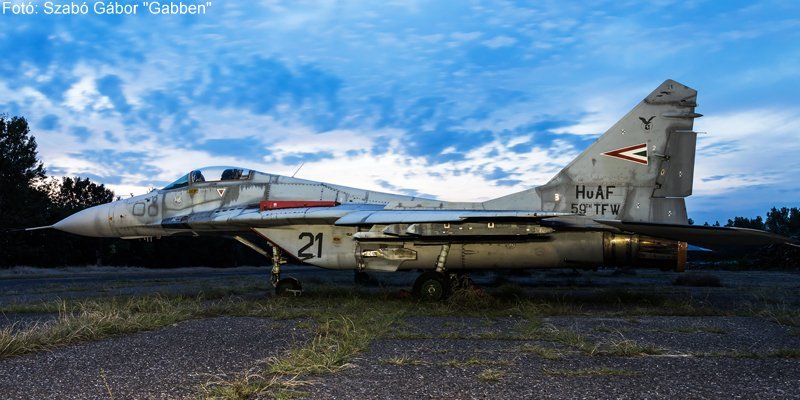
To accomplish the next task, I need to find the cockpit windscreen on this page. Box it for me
[162,167,252,190]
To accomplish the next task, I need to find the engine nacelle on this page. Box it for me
[603,233,687,272]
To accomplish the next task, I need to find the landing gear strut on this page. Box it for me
[413,244,454,301]
[270,244,284,287]
[269,243,302,296]
[232,235,303,296]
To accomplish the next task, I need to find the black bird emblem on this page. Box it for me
[639,116,655,131]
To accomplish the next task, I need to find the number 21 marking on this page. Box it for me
[298,232,323,259]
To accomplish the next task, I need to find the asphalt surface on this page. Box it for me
[1,266,799,399]
[310,315,800,399]
[0,317,309,399]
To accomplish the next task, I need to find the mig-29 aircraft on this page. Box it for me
[41,80,798,300]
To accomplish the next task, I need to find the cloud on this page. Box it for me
[481,35,517,49]
[692,108,800,196]
[1,0,799,225]
[69,126,91,143]
[63,72,105,112]
[548,83,643,136]
[194,137,271,163]
[281,151,335,165]
[95,75,131,114]
[450,31,482,42]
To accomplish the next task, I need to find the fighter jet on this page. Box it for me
[41,80,798,299]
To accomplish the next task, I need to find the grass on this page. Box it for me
[756,303,800,327]
[542,326,592,352]
[513,321,594,353]
[0,292,321,360]
[205,294,404,398]
[201,369,310,400]
[382,355,424,366]
[0,296,202,358]
[511,316,665,357]
[592,337,664,356]
[99,368,114,399]
[267,313,396,375]
[4,278,799,397]
[767,349,800,358]
[477,369,505,382]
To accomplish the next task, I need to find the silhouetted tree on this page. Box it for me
[726,215,765,230]
[0,115,49,266]
[46,176,115,217]
[765,207,800,237]
[38,177,116,266]
[0,115,45,189]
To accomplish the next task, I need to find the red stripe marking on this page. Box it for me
[260,200,339,211]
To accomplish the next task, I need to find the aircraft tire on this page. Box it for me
[275,277,303,297]
[413,271,449,301]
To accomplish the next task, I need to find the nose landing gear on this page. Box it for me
[270,243,303,296]
[275,277,303,296]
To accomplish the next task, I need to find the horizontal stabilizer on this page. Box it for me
[595,219,800,249]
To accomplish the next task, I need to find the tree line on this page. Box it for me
[1,114,797,268]
[686,208,800,238]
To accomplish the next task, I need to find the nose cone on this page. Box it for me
[54,203,115,237]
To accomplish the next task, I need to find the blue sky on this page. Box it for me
[1,0,799,224]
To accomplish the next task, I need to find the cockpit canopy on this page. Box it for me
[162,166,253,190]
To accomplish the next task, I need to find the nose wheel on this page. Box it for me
[275,277,303,297]
[269,243,302,297]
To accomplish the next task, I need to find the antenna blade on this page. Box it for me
[291,162,306,178]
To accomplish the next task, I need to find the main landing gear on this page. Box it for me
[412,271,475,301]
[411,244,474,301]
[413,271,449,301]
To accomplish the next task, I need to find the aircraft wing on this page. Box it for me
[184,205,570,230]
[594,219,800,249]
[157,206,798,251]
[333,209,570,225]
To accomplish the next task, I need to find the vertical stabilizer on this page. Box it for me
[485,79,699,224]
